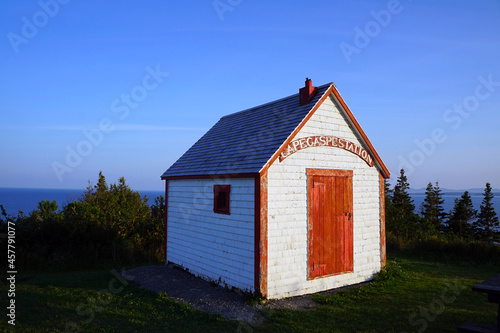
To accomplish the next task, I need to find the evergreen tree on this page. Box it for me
[84,171,109,208]
[420,181,445,232]
[387,169,419,238]
[392,169,415,218]
[384,179,393,209]
[447,191,476,239]
[473,183,500,243]
[433,182,447,224]
[420,182,434,216]
[384,179,398,234]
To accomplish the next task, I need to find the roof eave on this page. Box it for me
[161,172,260,181]
[329,84,391,179]
[260,83,390,179]
[259,83,336,174]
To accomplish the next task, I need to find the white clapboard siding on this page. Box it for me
[167,178,255,291]
[266,94,382,299]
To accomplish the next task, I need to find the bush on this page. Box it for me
[387,233,500,262]
[4,172,165,270]
[374,260,406,283]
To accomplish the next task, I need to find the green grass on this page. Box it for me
[1,253,498,332]
[259,254,498,332]
[0,268,238,332]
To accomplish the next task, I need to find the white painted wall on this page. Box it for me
[167,178,255,291]
[266,94,383,299]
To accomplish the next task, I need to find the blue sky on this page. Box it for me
[1,0,499,191]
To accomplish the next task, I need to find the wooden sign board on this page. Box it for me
[279,135,374,167]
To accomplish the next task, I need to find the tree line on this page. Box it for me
[386,169,500,244]
[0,172,165,269]
[1,169,498,269]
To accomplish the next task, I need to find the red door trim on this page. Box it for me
[306,168,353,177]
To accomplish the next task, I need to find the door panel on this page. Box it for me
[310,177,326,277]
[308,169,353,279]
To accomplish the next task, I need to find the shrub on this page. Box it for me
[388,234,500,262]
[7,172,165,269]
[374,260,406,283]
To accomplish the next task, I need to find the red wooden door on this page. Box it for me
[308,169,353,279]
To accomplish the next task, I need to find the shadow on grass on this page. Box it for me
[1,254,498,332]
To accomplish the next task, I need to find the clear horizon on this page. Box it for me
[0,185,165,192]
[1,185,500,193]
[1,1,499,191]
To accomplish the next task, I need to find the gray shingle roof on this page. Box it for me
[161,83,332,178]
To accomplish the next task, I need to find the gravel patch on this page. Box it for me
[122,263,325,324]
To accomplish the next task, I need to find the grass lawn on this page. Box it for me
[1,252,498,332]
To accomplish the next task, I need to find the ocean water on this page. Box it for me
[411,192,500,216]
[0,187,164,217]
[1,187,499,219]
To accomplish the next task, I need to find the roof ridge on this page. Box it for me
[220,82,333,119]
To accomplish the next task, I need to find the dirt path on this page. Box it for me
[122,264,321,324]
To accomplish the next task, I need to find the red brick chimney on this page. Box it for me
[299,78,317,106]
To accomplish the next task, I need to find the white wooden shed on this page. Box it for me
[161,79,390,299]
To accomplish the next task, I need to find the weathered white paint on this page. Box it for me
[265,94,383,299]
[167,178,255,291]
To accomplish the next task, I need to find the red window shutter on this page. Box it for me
[213,185,231,215]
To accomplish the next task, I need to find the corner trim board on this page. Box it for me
[259,170,268,297]
[164,180,169,263]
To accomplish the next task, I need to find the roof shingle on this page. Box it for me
[161,83,332,178]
